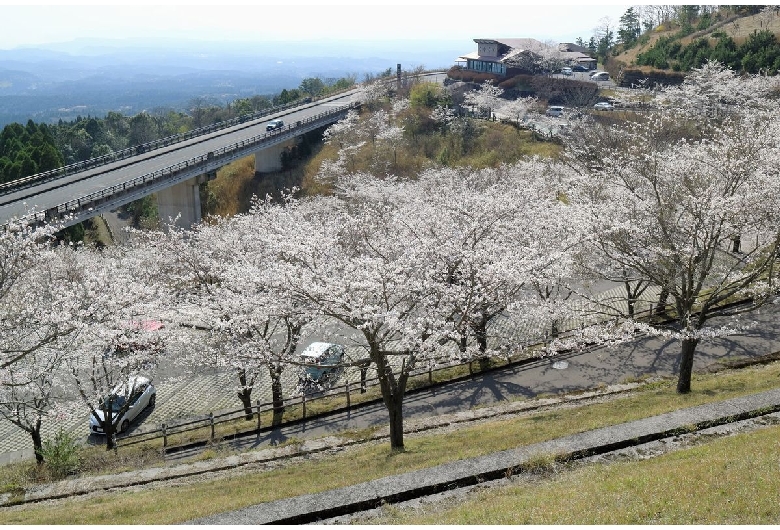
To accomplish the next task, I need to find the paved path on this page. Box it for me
[170,300,780,459]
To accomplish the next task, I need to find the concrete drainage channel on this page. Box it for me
[189,389,780,525]
[316,410,780,525]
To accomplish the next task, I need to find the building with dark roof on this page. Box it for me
[456,38,596,77]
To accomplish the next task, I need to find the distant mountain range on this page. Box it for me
[0,38,465,127]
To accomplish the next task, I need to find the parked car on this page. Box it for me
[546,106,565,117]
[266,119,284,131]
[561,67,573,76]
[593,102,614,111]
[89,375,156,435]
[298,342,345,383]
[572,64,589,72]
[590,72,610,81]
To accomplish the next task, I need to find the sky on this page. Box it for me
[0,2,633,50]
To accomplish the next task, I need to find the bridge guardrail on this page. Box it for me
[29,102,358,225]
[0,88,358,198]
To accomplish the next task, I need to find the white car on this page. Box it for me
[590,72,610,81]
[561,67,573,76]
[546,106,565,117]
[89,375,156,435]
[593,102,614,111]
[266,119,284,131]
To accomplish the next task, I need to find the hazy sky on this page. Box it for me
[0,2,632,50]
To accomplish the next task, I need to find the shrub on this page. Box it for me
[40,429,81,480]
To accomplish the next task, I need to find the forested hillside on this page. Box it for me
[0,121,62,184]
[603,6,780,79]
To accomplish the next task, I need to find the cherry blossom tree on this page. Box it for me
[463,80,504,119]
[0,222,82,462]
[268,158,583,449]
[430,104,456,134]
[142,205,314,424]
[63,244,165,450]
[497,96,538,125]
[265,185,462,450]
[355,79,391,112]
[0,222,64,371]
[321,109,366,176]
[0,346,66,463]
[399,162,580,359]
[568,64,780,393]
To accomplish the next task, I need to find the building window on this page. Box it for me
[466,60,505,75]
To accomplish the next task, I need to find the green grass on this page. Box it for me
[362,425,780,524]
[1,360,779,524]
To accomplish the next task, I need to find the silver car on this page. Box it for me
[266,119,284,131]
[89,375,156,434]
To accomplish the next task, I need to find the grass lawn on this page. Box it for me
[362,424,780,524]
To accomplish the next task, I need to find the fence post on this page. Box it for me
[209,412,215,442]
[345,382,351,410]
[161,423,167,449]
[429,366,433,384]
[112,433,118,455]
[256,400,262,433]
[302,394,306,419]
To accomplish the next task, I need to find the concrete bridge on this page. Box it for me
[0,90,361,229]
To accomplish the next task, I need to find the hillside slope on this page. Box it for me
[609,9,780,78]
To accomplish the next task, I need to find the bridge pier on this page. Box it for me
[254,138,297,175]
[156,172,215,229]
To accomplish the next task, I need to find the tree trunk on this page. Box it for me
[474,321,488,354]
[655,287,669,317]
[676,337,699,394]
[237,370,254,420]
[388,397,405,450]
[373,344,407,451]
[105,422,116,451]
[626,280,636,318]
[474,320,490,370]
[31,420,44,465]
[237,388,254,421]
[270,368,285,426]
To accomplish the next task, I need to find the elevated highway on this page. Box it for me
[0,90,361,229]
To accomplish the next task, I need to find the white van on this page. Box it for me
[298,342,345,383]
